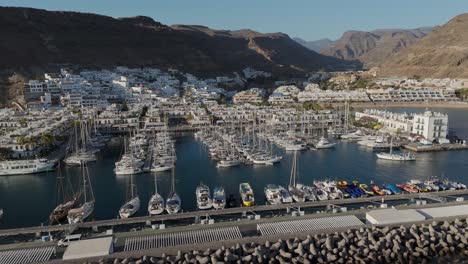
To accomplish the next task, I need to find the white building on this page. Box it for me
[356,109,449,143]
[412,111,449,142]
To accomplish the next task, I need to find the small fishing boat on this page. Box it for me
[212,187,226,210]
[359,184,375,196]
[384,184,400,194]
[370,184,385,196]
[396,184,419,193]
[239,182,255,207]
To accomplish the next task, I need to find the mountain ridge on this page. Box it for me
[319,27,433,67]
[379,14,468,78]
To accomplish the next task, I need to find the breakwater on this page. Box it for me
[95,218,468,264]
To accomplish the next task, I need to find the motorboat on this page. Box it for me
[196,183,213,210]
[212,186,226,210]
[278,185,293,203]
[296,183,316,201]
[239,182,255,207]
[264,184,282,205]
[314,137,337,149]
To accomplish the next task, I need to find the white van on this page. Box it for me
[58,234,82,247]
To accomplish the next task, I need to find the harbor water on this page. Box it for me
[0,108,467,229]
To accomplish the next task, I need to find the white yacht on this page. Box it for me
[196,183,213,210]
[264,184,282,205]
[0,158,56,176]
[67,162,94,224]
[212,186,226,210]
[0,209,3,220]
[315,137,337,149]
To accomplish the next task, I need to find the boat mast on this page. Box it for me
[171,167,176,193]
[82,161,87,203]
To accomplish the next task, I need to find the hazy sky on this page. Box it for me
[2,0,467,40]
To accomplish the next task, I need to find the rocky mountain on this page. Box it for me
[0,7,353,76]
[293,37,336,52]
[320,27,432,67]
[0,7,359,105]
[379,14,468,78]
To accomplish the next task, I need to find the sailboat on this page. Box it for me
[376,137,416,161]
[288,151,306,202]
[64,121,97,166]
[165,168,181,214]
[148,174,165,215]
[49,163,81,225]
[67,162,95,224]
[119,169,140,219]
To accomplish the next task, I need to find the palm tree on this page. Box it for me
[41,133,54,147]
[17,135,26,145]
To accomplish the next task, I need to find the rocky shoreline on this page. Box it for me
[92,218,468,263]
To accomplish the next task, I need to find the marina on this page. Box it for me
[0,107,467,229]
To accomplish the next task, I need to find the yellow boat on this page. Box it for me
[240,183,255,207]
[337,180,348,187]
[359,184,375,195]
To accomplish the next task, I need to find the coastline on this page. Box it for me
[347,101,468,109]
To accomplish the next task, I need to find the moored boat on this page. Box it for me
[196,183,213,210]
[0,158,56,176]
[239,182,255,207]
[212,186,226,210]
[264,184,282,205]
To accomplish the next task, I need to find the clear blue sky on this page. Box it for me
[1,0,467,40]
